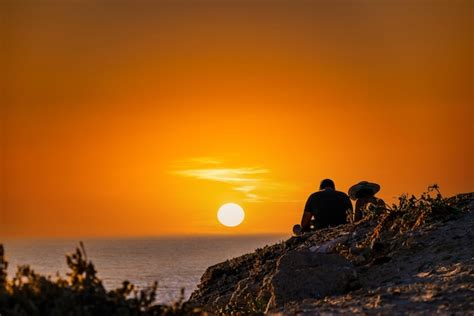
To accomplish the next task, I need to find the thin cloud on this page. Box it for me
[174,168,268,183]
[172,158,298,203]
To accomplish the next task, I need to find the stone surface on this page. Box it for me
[268,251,358,309]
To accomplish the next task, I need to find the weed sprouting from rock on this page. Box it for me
[367,185,461,247]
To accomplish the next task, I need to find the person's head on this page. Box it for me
[355,188,375,199]
[319,179,335,190]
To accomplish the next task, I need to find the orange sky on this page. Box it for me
[1,0,473,238]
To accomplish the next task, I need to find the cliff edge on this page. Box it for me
[188,190,474,314]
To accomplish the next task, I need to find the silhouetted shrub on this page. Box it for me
[367,184,462,246]
[0,242,201,315]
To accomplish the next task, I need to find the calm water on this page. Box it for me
[3,235,287,303]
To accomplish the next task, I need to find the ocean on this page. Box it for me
[2,235,287,304]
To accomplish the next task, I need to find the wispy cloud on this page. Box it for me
[172,158,299,203]
[175,168,268,183]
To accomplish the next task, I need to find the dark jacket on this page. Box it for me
[304,189,353,229]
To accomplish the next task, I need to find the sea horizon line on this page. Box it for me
[1,232,290,242]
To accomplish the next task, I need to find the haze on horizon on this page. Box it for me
[1,0,472,238]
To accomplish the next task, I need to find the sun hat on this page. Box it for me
[348,181,381,200]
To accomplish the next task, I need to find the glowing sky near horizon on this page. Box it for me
[1,0,472,238]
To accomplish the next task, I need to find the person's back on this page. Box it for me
[305,189,352,229]
[297,179,353,233]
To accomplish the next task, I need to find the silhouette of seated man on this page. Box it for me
[293,179,353,235]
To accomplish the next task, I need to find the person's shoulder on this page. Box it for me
[307,191,328,202]
[335,190,351,199]
[308,191,320,199]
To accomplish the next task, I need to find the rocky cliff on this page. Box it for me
[188,190,474,314]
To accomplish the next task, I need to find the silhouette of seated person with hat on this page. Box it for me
[348,181,386,222]
[293,179,353,235]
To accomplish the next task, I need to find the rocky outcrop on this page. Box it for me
[188,192,474,314]
[268,251,358,308]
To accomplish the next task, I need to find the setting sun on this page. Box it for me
[217,203,245,227]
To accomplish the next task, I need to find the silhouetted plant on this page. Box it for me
[368,184,461,246]
[0,242,201,315]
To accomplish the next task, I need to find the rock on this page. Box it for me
[370,239,384,252]
[266,250,358,310]
[354,255,366,265]
[370,256,392,266]
[309,235,349,253]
